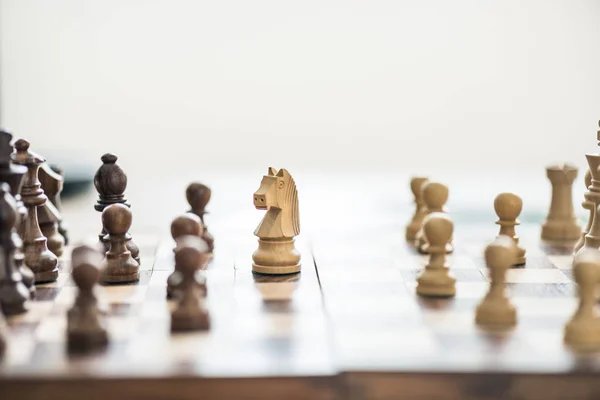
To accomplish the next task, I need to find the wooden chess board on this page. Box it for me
[1,176,600,400]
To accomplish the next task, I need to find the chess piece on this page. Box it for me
[0,309,6,357]
[186,182,215,252]
[166,214,207,298]
[575,169,593,253]
[416,212,456,297]
[37,202,64,258]
[67,244,108,351]
[416,181,452,254]
[577,122,600,256]
[11,139,58,283]
[94,153,140,264]
[0,130,34,298]
[541,164,581,245]
[494,192,526,266]
[39,163,68,245]
[475,235,518,329]
[100,203,139,283]
[171,236,210,332]
[564,247,600,351]
[0,183,30,315]
[252,168,301,275]
[405,176,429,243]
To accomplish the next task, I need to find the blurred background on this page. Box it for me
[1,0,600,233]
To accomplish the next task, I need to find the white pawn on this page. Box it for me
[494,193,526,266]
[475,235,518,329]
[564,247,600,351]
[417,181,452,254]
[416,212,456,297]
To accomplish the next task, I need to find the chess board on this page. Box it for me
[1,177,600,400]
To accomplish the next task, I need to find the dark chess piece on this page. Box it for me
[166,214,207,298]
[0,183,30,315]
[100,203,139,283]
[0,307,6,357]
[67,244,108,351]
[11,139,58,283]
[186,183,215,252]
[94,153,140,264]
[0,130,34,298]
[39,163,68,246]
[37,201,64,258]
[170,235,210,332]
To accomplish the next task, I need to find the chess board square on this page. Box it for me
[502,268,571,284]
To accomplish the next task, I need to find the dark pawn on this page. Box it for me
[37,202,64,258]
[166,214,206,298]
[186,183,215,252]
[94,153,140,264]
[11,139,58,283]
[0,131,34,298]
[171,236,210,332]
[0,183,29,315]
[67,244,108,352]
[101,203,139,283]
[39,163,68,245]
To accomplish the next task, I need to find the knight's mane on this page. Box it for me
[282,171,300,236]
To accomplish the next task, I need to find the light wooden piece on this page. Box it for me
[475,235,518,329]
[564,247,600,351]
[67,244,108,352]
[541,164,581,245]
[252,168,301,275]
[100,203,139,283]
[405,177,428,243]
[11,139,58,283]
[494,192,526,266]
[0,183,29,316]
[577,122,600,257]
[416,212,456,297]
[416,181,452,254]
[170,236,210,332]
[574,169,593,253]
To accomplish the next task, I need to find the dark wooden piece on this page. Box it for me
[100,203,139,283]
[39,163,68,244]
[0,130,35,298]
[186,182,215,252]
[11,139,58,283]
[0,183,29,315]
[170,236,210,332]
[67,244,108,351]
[38,163,67,255]
[166,213,205,298]
[94,154,139,264]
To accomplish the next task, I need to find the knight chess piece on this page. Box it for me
[252,168,301,275]
[39,163,68,245]
[67,244,109,351]
[94,153,140,264]
[167,214,207,298]
[494,192,526,266]
[541,164,581,246]
[0,183,30,316]
[100,203,139,283]
[475,235,518,329]
[0,130,34,298]
[11,139,58,283]
[575,169,593,253]
[405,176,429,243]
[170,236,210,332]
[416,181,452,254]
[186,182,215,252]
[577,122,600,256]
[564,247,600,351]
[416,212,456,297]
